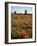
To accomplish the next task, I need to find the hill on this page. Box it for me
[11,14,32,39]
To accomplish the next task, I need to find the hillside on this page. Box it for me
[11,14,32,39]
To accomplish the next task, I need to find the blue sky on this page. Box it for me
[11,6,32,14]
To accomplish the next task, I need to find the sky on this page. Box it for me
[11,6,32,14]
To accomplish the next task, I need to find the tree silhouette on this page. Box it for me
[14,11,16,14]
[25,10,27,14]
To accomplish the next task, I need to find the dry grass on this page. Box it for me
[11,14,32,39]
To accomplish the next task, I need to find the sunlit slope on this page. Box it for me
[11,14,32,39]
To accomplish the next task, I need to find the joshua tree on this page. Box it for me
[14,11,16,14]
